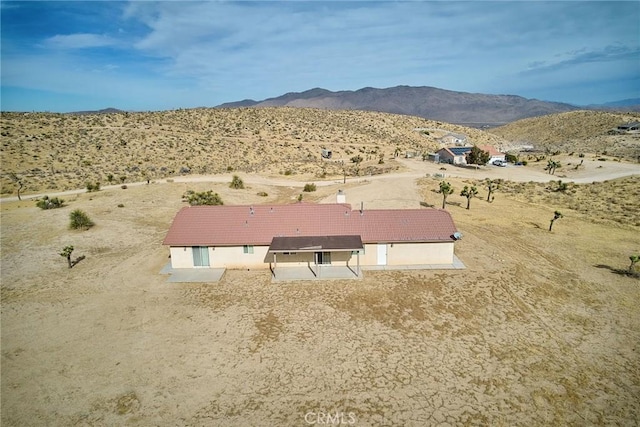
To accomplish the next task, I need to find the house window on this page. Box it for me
[282,252,297,255]
[192,246,210,267]
[243,245,254,254]
[315,251,331,265]
[352,248,365,255]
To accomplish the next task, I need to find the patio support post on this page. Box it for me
[357,251,360,277]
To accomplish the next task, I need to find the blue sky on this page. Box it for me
[1,1,639,112]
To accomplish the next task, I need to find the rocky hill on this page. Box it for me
[490,110,640,159]
[218,85,579,125]
[0,107,505,195]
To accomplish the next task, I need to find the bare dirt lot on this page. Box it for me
[2,170,639,425]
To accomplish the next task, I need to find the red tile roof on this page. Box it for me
[478,144,504,157]
[163,203,458,246]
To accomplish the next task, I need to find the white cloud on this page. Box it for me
[43,33,117,50]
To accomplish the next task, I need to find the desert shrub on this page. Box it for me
[86,182,100,192]
[36,195,65,210]
[350,155,363,164]
[117,204,124,208]
[229,175,244,189]
[303,183,317,192]
[69,209,94,230]
[121,185,128,189]
[505,153,518,163]
[284,170,292,176]
[257,191,268,197]
[183,190,223,206]
[521,160,528,166]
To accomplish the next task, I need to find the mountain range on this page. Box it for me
[217,85,639,126]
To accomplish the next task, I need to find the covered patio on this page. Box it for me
[268,235,363,281]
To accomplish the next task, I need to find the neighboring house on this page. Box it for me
[436,146,472,165]
[617,122,640,132]
[477,145,506,164]
[163,199,460,275]
[438,132,467,146]
[437,145,505,165]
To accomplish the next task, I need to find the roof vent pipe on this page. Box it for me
[360,202,364,216]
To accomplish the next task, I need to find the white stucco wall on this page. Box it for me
[168,242,455,269]
[387,242,454,265]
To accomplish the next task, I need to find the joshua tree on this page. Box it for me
[438,181,454,209]
[8,173,23,201]
[486,179,498,202]
[549,210,563,231]
[546,159,560,175]
[629,254,640,273]
[60,245,74,268]
[460,185,478,210]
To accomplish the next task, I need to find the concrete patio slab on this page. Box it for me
[361,255,466,271]
[160,263,226,283]
[271,265,362,282]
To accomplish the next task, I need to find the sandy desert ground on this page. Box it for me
[1,164,639,425]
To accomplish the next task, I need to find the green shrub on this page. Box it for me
[183,190,223,206]
[303,183,317,192]
[36,195,65,210]
[505,153,518,163]
[284,169,292,176]
[257,191,268,197]
[229,175,244,189]
[69,209,94,230]
[86,182,101,192]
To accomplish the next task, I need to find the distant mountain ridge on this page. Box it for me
[217,85,639,126]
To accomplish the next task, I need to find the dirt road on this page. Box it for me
[2,156,638,203]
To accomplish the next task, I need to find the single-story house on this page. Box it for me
[617,122,640,132]
[438,132,467,145]
[477,145,506,164]
[436,146,472,165]
[163,199,460,274]
[437,145,505,165]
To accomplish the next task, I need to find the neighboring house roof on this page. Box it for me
[477,145,505,157]
[163,203,458,247]
[447,147,473,156]
[618,121,640,130]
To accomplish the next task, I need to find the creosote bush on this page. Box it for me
[36,195,65,210]
[230,175,244,189]
[303,183,317,192]
[86,182,101,192]
[69,209,95,230]
[183,190,223,206]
